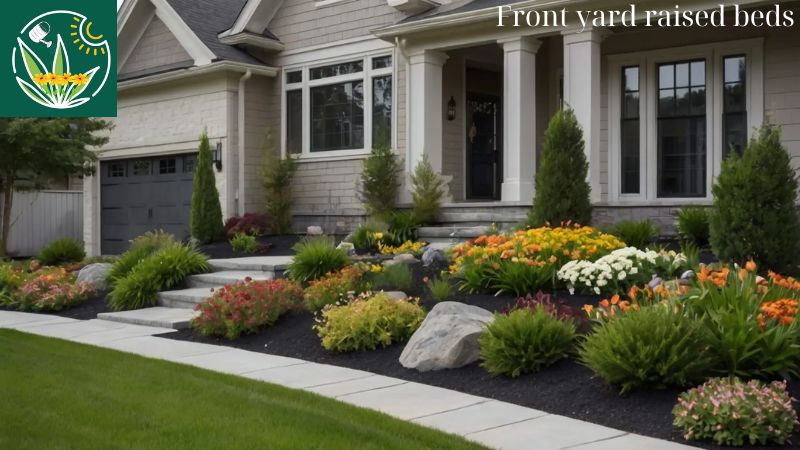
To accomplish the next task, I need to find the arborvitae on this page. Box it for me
[529,109,592,227]
[358,145,401,221]
[710,124,800,273]
[190,132,224,244]
[410,154,447,225]
[262,130,297,235]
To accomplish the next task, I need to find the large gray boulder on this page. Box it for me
[421,247,447,269]
[76,263,112,291]
[400,302,494,372]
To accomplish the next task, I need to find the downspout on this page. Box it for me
[237,69,252,216]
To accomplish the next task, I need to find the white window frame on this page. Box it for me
[607,38,764,205]
[281,52,394,160]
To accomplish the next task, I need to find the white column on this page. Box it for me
[83,169,101,256]
[407,50,448,173]
[563,28,606,203]
[499,36,541,203]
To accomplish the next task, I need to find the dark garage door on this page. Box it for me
[101,154,197,254]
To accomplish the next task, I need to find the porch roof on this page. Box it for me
[400,0,519,23]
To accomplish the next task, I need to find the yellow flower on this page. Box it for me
[43,73,57,84]
[33,73,48,85]
[52,74,70,86]
[69,73,89,85]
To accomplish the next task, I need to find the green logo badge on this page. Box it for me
[2,1,117,117]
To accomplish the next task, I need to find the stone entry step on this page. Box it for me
[187,270,273,289]
[207,256,292,274]
[157,287,219,309]
[97,307,194,330]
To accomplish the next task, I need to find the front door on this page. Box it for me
[466,93,502,200]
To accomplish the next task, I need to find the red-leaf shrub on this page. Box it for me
[191,278,302,339]
[224,213,272,238]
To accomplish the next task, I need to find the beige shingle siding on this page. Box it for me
[121,16,192,76]
[292,159,364,215]
[243,75,277,214]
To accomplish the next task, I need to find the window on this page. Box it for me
[132,160,151,176]
[183,155,196,173]
[159,158,176,174]
[620,66,640,194]
[108,163,125,178]
[657,60,707,198]
[723,55,747,157]
[284,53,393,156]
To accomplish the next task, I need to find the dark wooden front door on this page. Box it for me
[466,93,502,200]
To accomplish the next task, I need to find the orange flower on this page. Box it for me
[599,299,610,308]
[745,260,757,272]
[619,301,630,312]
[610,294,620,305]
[582,304,594,315]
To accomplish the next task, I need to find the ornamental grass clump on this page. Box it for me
[315,292,426,352]
[450,225,624,296]
[677,207,710,248]
[36,238,85,266]
[370,263,413,291]
[479,305,577,378]
[579,305,715,393]
[107,230,176,285]
[287,236,350,283]
[192,278,303,339]
[673,378,799,446]
[610,219,660,249]
[303,265,367,312]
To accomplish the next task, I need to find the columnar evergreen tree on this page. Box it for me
[709,124,800,272]
[190,132,224,244]
[410,154,447,225]
[528,109,592,227]
[261,130,297,234]
[358,145,401,221]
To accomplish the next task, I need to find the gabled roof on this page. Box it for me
[400,0,517,23]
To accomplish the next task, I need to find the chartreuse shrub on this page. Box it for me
[479,305,577,378]
[529,108,592,227]
[710,124,800,272]
[107,230,176,284]
[109,243,208,311]
[677,207,710,248]
[36,238,85,266]
[359,145,401,221]
[303,265,367,312]
[315,292,426,352]
[287,236,349,283]
[673,378,799,446]
[192,278,303,339]
[190,132,225,244]
[230,232,258,254]
[610,219,659,249]
[579,305,714,393]
[410,154,446,224]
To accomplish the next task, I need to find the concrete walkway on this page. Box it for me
[0,310,697,450]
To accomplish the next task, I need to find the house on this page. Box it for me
[86,0,800,255]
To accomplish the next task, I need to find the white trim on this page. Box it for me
[220,0,285,38]
[315,0,348,7]
[150,0,216,66]
[219,33,284,52]
[276,37,394,66]
[118,61,278,91]
[607,38,765,204]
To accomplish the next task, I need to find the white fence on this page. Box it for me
[2,191,83,257]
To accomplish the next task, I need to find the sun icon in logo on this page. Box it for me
[12,10,112,109]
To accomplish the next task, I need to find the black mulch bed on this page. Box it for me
[0,291,112,321]
[162,261,800,450]
[198,234,304,259]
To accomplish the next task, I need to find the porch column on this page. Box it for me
[407,50,448,172]
[563,28,606,203]
[499,36,541,203]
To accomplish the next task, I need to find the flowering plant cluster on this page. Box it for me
[558,247,689,295]
[303,264,368,311]
[758,298,798,328]
[673,378,799,446]
[450,225,624,296]
[33,72,90,87]
[377,240,427,257]
[14,267,95,312]
[192,278,303,339]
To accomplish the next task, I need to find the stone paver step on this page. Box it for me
[187,270,273,288]
[157,287,219,309]
[207,256,292,273]
[97,307,195,329]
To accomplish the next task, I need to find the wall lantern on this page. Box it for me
[447,96,457,121]
[212,141,223,171]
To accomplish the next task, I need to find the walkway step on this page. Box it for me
[97,307,194,329]
[207,256,292,274]
[157,287,219,309]
[187,271,273,288]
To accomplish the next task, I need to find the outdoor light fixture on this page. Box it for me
[447,96,456,121]
[212,141,223,171]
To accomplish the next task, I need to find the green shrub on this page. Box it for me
[425,274,455,302]
[611,219,659,249]
[262,132,297,234]
[676,207,710,248]
[351,223,381,251]
[109,243,209,311]
[387,212,418,245]
[107,230,176,284]
[578,306,714,393]
[410,155,446,225]
[371,263,412,291]
[287,236,350,283]
[192,279,302,339]
[36,238,85,266]
[190,132,224,244]
[673,378,799,446]
[230,233,258,254]
[359,146,401,221]
[315,292,426,352]
[303,265,367,311]
[479,306,576,378]
[710,124,800,272]
[529,109,592,227]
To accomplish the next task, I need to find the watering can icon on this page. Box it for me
[29,22,52,48]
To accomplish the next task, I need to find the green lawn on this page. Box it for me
[0,330,488,450]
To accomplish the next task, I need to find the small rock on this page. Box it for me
[336,242,354,253]
[680,270,695,280]
[648,276,663,289]
[383,291,408,300]
[393,253,419,265]
[307,226,324,236]
[400,302,495,372]
[421,247,447,269]
[76,263,112,291]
